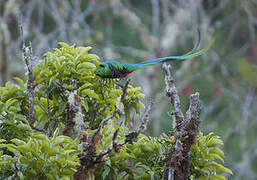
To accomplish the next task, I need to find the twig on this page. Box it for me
[162,63,184,134]
[97,120,123,157]
[91,109,119,144]
[98,102,152,158]
[54,80,69,93]
[137,102,152,133]
[97,127,138,159]
[31,125,47,134]
[92,79,130,143]
[21,25,36,126]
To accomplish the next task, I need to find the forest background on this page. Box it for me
[0,0,257,179]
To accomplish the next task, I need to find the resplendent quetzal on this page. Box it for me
[95,33,212,79]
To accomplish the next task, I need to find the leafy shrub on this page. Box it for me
[33,42,145,129]
[88,123,232,180]
[0,128,79,179]
[91,124,172,179]
[0,80,31,142]
[190,132,233,179]
[0,43,232,179]
[0,42,146,179]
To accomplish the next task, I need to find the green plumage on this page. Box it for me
[95,35,213,79]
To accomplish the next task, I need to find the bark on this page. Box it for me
[23,41,36,126]
[162,63,200,180]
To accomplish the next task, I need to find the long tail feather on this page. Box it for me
[180,29,201,56]
[137,33,213,67]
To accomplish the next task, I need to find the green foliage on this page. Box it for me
[0,146,15,177]
[33,42,145,128]
[0,42,232,179]
[123,85,145,123]
[0,80,31,142]
[90,123,232,180]
[92,124,173,179]
[0,43,146,179]
[0,128,79,179]
[190,132,233,180]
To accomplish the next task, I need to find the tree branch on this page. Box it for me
[21,25,36,126]
[98,102,152,158]
[162,62,200,180]
[162,63,184,134]
[54,79,84,136]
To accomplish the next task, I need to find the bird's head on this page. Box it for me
[94,63,111,78]
[95,60,121,78]
[94,64,105,77]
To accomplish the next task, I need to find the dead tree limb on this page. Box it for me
[21,25,36,126]
[162,63,184,134]
[162,63,200,180]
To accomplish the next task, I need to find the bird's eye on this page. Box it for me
[99,64,104,68]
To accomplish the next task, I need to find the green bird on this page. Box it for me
[95,35,212,79]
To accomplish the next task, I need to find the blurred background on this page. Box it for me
[0,0,257,179]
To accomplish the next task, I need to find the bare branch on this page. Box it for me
[162,63,200,180]
[166,140,183,180]
[21,25,36,126]
[162,63,184,134]
[167,168,174,180]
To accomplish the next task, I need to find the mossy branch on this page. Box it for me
[162,63,200,180]
[54,79,84,136]
[21,25,36,126]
